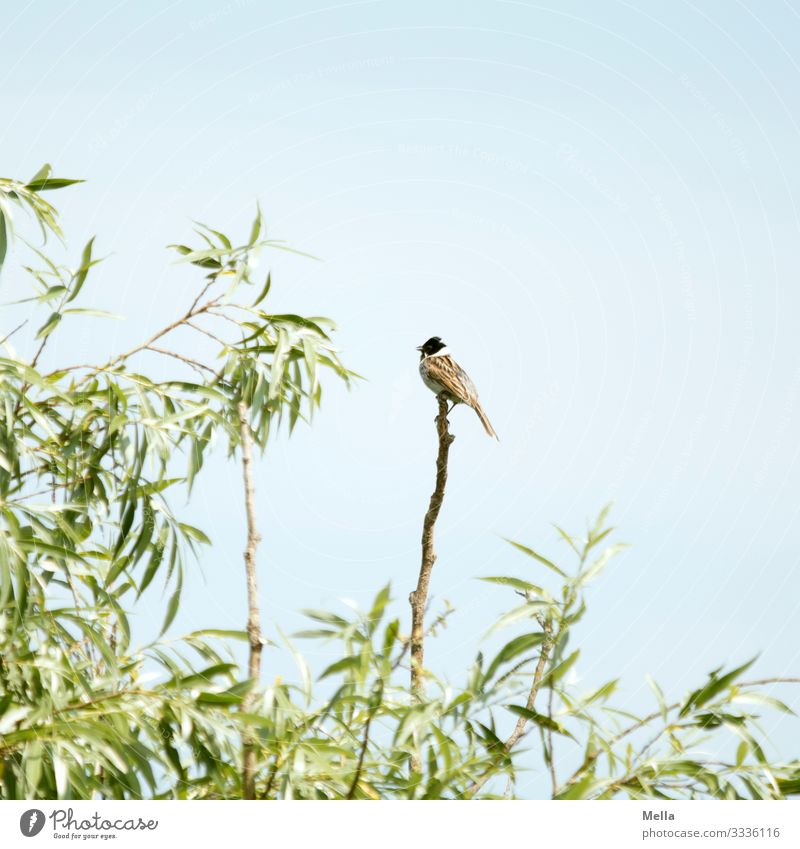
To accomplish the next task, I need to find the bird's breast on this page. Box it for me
[419,359,446,394]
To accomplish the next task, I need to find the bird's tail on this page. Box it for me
[472,401,499,440]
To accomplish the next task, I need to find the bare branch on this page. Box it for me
[409,395,454,700]
[0,320,27,346]
[547,679,557,794]
[186,320,228,347]
[347,696,379,799]
[55,295,221,384]
[187,278,217,314]
[145,345,218,377]
[237,401,264,800]
[407,394,454,774]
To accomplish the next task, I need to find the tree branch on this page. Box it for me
[407,394,454,774]
[347,693,380,799]
[546,680,557,794]
[237,401,263,800]
[56,295,221,385]
[145,345,219,377]
[465,618,554,798]
[409,395,454,701]
[0,320,27,346]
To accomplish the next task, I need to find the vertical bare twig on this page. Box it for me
[547,683,557,794]
[409,395,455,700]
[237,402,263,800]
[346,710,375,799]
[408,395,453,774]
[347,685,382,799]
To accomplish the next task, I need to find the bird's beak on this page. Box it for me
[415,345,423,351]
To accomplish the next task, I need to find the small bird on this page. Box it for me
[417,336,498,439]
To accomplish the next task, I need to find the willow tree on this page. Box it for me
[0,166,355,798]
[1,168,798,801]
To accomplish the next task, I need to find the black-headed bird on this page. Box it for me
[417,336,498,439]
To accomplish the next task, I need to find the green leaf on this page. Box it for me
[487,601,551,635]
[105,554,132,588]
[178,523,211,545]
[584,678,618,704]
[300,608,349,627]
[35,311,62,339]
[553,524,580,555]
[777,777,800,796]
[62,308,122,319]
[67,237,95,302]
[194,221,231,250]
[25,177,84,192]
[291,629,338,639]
[680,658,757,717]
[279,626,312,705]
[506,704,574,738]
[479,575,544,595]
[541,649,580,687]
[187,629,249,641]
[645,673,668,721]
[484,632,545,682]
[736,740,749,766]
[319,655,361,680]
[28,163,52,184]
[503,538,567,578]
[249,203,263,246]
[575,543,627,589]
[161,576,183,636]
[555,774,599,799]
[732,692,795,715]
[195,691,242,705]
[251,271,271,307]
[367,583,391,632]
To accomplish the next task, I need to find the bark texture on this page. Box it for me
[237,402,263,800]
[409,394,455,700]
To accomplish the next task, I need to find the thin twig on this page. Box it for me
[30,284,73,370]
[186,320,228,347]
[347,697,379,799]
[0,320,27,346]
[55,296,220,385]
[237,401,263,800]
[12,284,72,416]
[207,308,245,329]
[547,682,557,794]
[145,345,218,377]
[494,654,538,688]
[187,278,216,314]
[391,608,454,675]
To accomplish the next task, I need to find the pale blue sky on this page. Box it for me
[3,0,799,794]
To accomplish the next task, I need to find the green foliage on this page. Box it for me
[0,168,355,798]
[1,170,798,800]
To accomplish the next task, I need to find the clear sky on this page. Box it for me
[3,0,799,794]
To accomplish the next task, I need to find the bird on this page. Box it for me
[416,336,498,439]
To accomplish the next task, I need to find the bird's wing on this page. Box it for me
[423,355,479,404]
